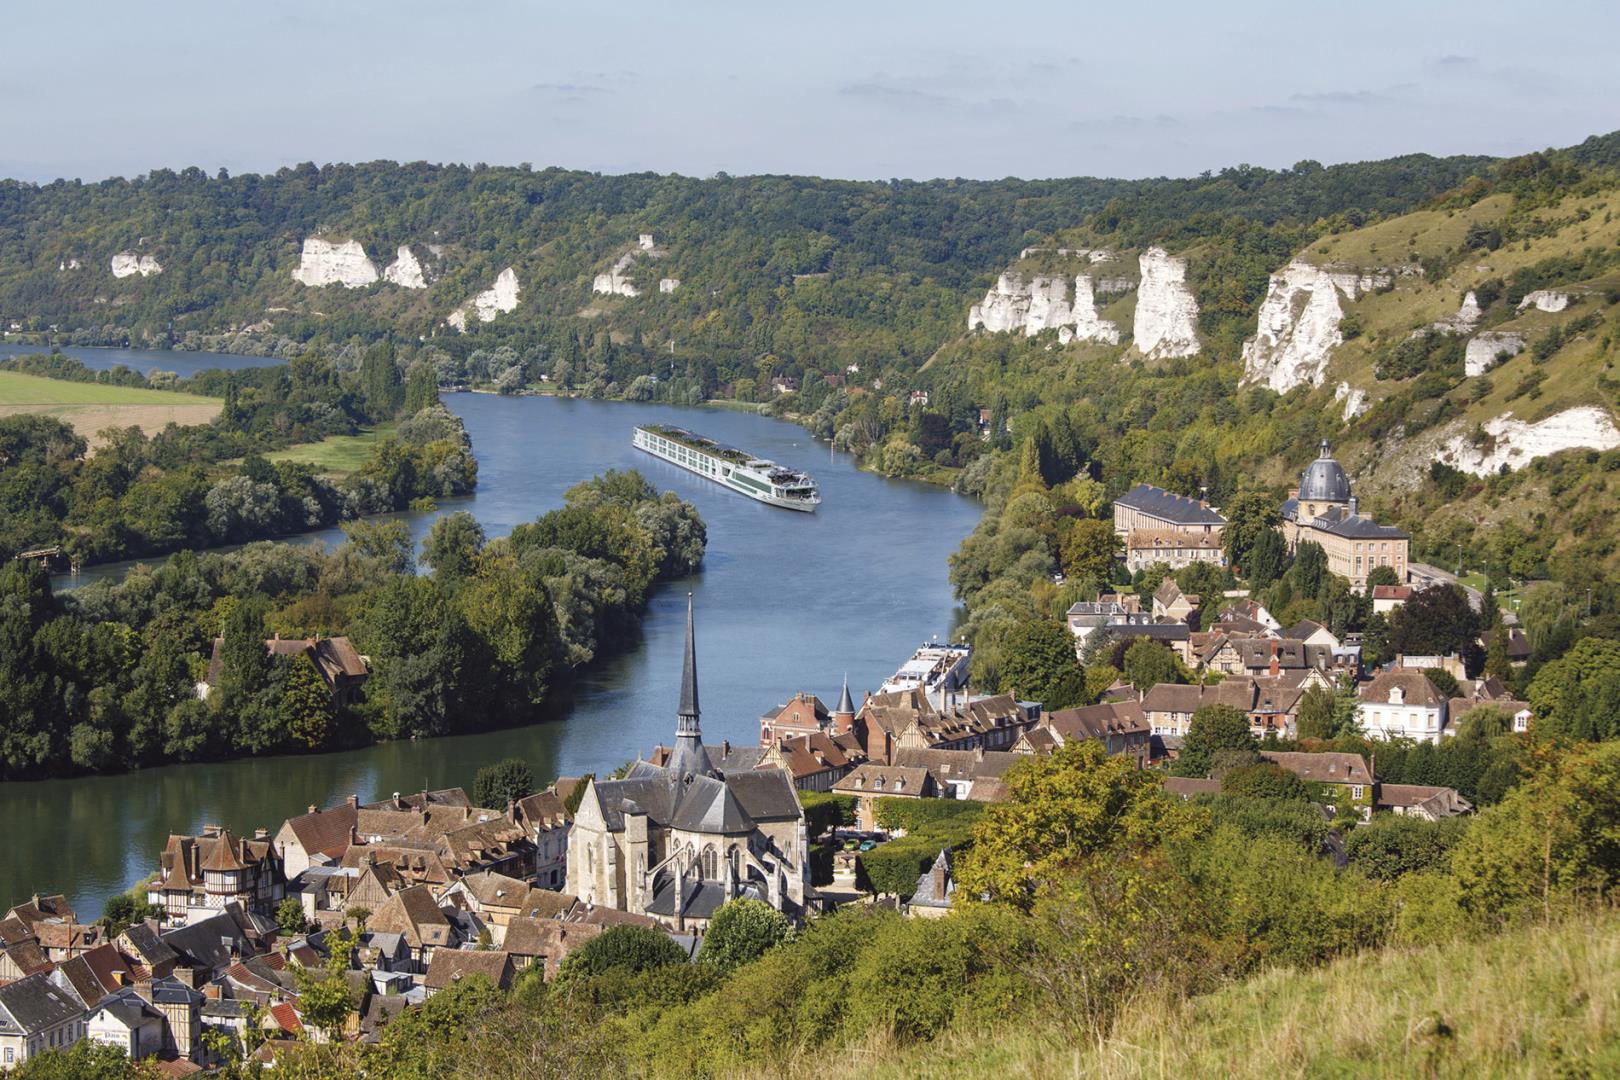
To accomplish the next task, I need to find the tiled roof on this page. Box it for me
[1130,528,1223,552]
[424,949,514,991]
[832,764,934,797]
[1260,751,1372,786]
[282,803,359,861]
[1114,483,1227,526]
[1162,776,1222,799]
[1043,701,1150,740]
[1360,670,1447,709]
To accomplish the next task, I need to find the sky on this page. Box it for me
[1,1,1615,184]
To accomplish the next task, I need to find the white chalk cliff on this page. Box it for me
[1335,381,1369,421]
[1240,261,1390,393]
[448,267,520,331]
[1465,331,1526,377]
[110,252,162,278]
[382,246,429,289]
[1133,248,1200,359]
[292,238,378,288]
[967,272,1119,344]
[1518,290,1570,313]
[659,278,680,294]
[593,234,665,297]
[1439,406,1620,476]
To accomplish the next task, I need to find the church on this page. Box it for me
[1281,441,1409,591]
[565,597,811,931]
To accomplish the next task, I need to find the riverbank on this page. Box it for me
[2,394,982,916]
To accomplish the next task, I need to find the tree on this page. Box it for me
[281,653,335,751]
[1483,615,1512,679]
[473,757,535,809]
[1295,679,1360,740]
[1220,762,1310,802]
[1122,639,1182,692]
[359,342,404,422]
[998,617,1084,709]
[404,362,440,415]
[1060,519,1116,583]
[1527,636,1620,742]
[696,899,794,972]
[1172,704,1254,777]
[10,1040,139,1079]
[99,890,161,937]
[296,933,357,1036]
[218,595,272,701]
[277,897,309,935]
[954,740,1194,910]
[422,511,486,580]
[1366,564,1401,590]
[1451,742,1620,920]
[1390,584,1480,658]
[1344,816,1469,880]
[1221,492,1282,576]
[1246,529,1290,588]
[346,907,372,932]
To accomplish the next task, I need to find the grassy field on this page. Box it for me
[781,911,1620,1080]
[0,369,221,446]
[266,425,392,475]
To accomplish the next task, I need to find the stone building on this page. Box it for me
[1281,441,1408,590]
[566,598,810,931]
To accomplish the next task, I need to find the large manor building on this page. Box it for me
[1281,441,1408,591]
[565,598,811,931]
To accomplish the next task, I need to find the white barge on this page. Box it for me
[633,425,820,512]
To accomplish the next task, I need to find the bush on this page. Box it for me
[557,925,686,980]
[697,899,795,973]
[872,796,984,833]
[1220,763,1311,802]
[472,757,534,809]
[1345,815,1471,880]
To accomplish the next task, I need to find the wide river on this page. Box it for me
[0,349,982,916]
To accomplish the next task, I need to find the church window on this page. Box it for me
[703,846,718,878]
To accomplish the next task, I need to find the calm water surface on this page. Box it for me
[0,343,283,377]
[3,394,981,914]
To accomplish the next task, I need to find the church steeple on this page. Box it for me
[833,673,856,736]
[668,594,715,777]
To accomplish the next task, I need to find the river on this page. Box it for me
[0,342,284,378]
[1,389,982,916]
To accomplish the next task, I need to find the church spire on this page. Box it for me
[669,593,715,777]
[836,674,854,717]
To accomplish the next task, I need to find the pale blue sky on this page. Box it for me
[2,1,1614,182]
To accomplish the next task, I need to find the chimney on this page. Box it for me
[254,827,268,841]
[134,978,154,1003]
[393,792,404,809]
[349,825,360,846]
[931,860,948,896]
[307,804,318,815]
[347,794,360,810]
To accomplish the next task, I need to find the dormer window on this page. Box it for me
[874,778,884,791]
[1389,687,1405,705]
[894,779,905,792]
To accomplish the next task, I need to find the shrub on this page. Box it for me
[557,925,686,980]
[1345,815,1471,880]
[697,899,795,973]
[798,790,855,837]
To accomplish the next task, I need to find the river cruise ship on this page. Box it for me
[633,425,820,511]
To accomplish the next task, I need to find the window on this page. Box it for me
[1352,785,1364,800]
[1515,715,1529,732]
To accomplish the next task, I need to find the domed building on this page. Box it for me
[1281,441,1408,591]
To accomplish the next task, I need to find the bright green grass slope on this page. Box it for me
[797,911,1620,1080]
[0,369,212,406]
[265,425,392,475]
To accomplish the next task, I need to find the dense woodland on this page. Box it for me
[0,471,703,777]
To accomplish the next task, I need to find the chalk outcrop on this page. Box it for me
[967,273,1119,344]
[1429,290,1483,335]
[593,234,664,297]
[1335,381,1369,421]
[659,278,680,294]
[58,258,81,271]
[110,252,163,278]
[1518,290,1570,313]
[1241,261,1390,392]
[292,238,378,288]
[1465,331,1527,377]
[1439,407,1620,476]
[1133,248,1199,359]
[382,246,429,289]
[447,267,520,331]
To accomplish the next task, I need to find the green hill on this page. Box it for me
[810,910,1620,1079]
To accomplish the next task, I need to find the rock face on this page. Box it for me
[110,252,162,278]
[1241,261,1389,392]
[292,238,378,288]
[1133,248,1199,359]
[1439,406,1620,476]
[659,278,680,293]
[593,234,663,297]
[1335,381,1369,421]
[1518,290,1570,313]
[1433,290,1483,334]
[447,267,520,331]
[382,246,428,289]
[1465,331,1527,377]
[967,273,1119,343]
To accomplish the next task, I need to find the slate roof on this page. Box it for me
[1106,622,1191,643]
[591,760,800,836]
[0,973,85,1035]
[160,908,257,972]
[1297,442,1351,503]
[645,879,734,921]
[910,849,954,909]
[1307,506,1409,541]
[1114,483,1227,527]
[119,922,178,972]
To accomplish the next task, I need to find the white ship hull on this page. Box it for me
[634,426,820,512]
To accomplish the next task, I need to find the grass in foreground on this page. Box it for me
[790,910,1620,1080]
[0,369,221,446]
[266,425,392,475]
